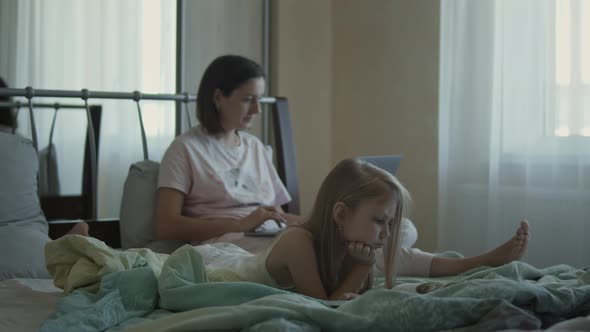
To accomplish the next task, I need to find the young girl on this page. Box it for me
[195,157,411,300]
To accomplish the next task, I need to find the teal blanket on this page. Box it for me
[39,236,590,332]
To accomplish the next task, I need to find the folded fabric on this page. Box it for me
[45,235,167,294]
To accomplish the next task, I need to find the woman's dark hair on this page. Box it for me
[196,55,265,134]
[0,77,16,128]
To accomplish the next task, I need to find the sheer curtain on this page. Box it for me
[439,0,590,268]
[0,0,176,218]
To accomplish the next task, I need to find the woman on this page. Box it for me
[155,55,301,251]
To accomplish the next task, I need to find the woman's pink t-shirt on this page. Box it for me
[157,126,291,221]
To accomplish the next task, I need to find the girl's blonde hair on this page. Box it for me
[302,158,412,293]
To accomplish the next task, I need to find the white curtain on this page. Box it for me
[0,0,176,218]
[439,0,590,268]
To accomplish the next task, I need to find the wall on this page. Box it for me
[272,0,440,250]
[331,1,440,250]
[270,0,333,217]
[180,0,264,136]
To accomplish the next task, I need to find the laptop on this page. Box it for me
[359,155,403,175]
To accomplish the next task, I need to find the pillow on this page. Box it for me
[0,133,46,225]
[0,221,51,280]
[0,133,51,280]
[119,160,161,249]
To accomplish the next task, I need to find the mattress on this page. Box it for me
[0,278,63,332]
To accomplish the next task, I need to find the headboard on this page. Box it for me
[48,98,299,248]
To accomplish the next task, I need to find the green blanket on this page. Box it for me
[40,235,590,332]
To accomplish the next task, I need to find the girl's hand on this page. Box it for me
[338,292,360,301]
[240,207,286,232]
[346,241,376,266]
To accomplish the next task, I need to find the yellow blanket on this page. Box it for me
[45,235,168,294]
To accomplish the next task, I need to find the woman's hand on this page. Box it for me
[346,241,376,266]
[269,205,303,225]
[240,207,286,232]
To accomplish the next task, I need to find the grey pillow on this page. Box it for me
[119,160,160,249]
[119,160,185,253]
[0,133,50,280]
[0,221,50,280]
[0,133,46,225]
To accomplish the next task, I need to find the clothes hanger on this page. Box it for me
[183,92,193,128]
[24,87,39,151]
[48,103,59,149]
[133,91,149,161]
[12,101,21,134]
[81,89,98,220]
[44,103,60,193]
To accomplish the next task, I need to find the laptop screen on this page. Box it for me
[358,155,402,175]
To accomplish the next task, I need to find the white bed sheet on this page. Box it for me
[0,278,63,332]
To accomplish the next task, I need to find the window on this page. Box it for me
[551,0,590,137]
[140,0,176,138]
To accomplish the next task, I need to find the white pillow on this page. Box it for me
[119,160,160,249]
[0,133,51,280]
[0,221,51,280]
[0,133,45,225]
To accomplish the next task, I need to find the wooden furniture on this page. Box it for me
[42,105,122,245]
[41,105,101,221]
[271,98,299,215]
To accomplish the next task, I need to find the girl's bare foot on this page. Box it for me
[66,222,89,237]
[483,220,529,266]
[428,221,530,277]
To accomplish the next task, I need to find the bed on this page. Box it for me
[1,89,589,332]
[2,242,589,331]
